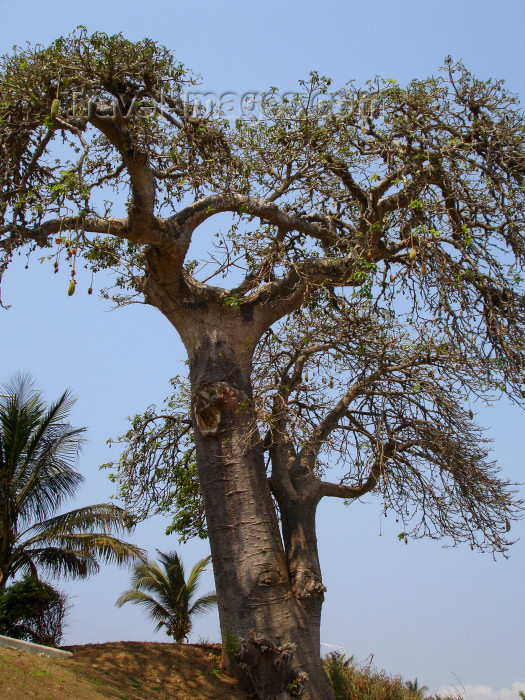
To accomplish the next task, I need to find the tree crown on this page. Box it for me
[2,31,525,555]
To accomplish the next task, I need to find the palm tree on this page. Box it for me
[405,678,430,699]
[0,374,145,591]
[116,550,217,643]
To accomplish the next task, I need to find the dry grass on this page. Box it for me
[322,652,462,700]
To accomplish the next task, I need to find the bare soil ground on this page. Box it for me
[0,640,250,699]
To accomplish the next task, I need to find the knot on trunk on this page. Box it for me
[292,569,327,600]
[236,632,308,699]
[193,383,225,436]
[192,381,252,437]
[257,568,289,587]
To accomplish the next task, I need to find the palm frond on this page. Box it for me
[115,590,173,633]
[159,550,186,583]
[15,425,86,524]
[25,503,133,538]
[185,555,212,599]
[1,376,86,527]
[157,550,187,607]
[33,533,145,567]
[130,559,171,592]
[0,380,42,482]
[189,592,218,617]
[0,374,143,589]
[15,460,84,527]
[22,389,80,471]
[12,545,99,580]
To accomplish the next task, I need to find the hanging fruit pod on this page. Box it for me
[51,98,60,118]
[67,279,76,296]
[409,247,417,261]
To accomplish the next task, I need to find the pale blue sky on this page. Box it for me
[0,2,524,696]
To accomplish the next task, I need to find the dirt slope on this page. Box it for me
[0,640,249,700]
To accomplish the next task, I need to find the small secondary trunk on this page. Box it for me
[278,493,326,656]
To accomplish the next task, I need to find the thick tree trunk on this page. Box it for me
[144,259,334,698]
[188,346,333,698]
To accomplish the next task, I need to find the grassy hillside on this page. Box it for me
[0,640,456,700]
[0,641,247,700]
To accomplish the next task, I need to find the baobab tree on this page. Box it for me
[1,29,524,698]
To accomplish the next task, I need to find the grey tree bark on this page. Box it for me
[144,257,334,698]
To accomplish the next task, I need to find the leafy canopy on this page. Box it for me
[1,31,525,554]
[0,575,69,646]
